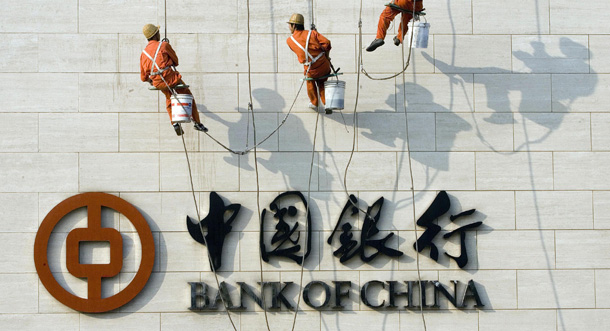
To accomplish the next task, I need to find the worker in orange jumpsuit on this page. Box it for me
[366,0,424,52]
[286,14,333,114]
[140,24,208,135]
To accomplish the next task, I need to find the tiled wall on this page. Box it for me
[1,0,609,330]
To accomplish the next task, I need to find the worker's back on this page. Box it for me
[140,40,182,89]
[287,29,331,74]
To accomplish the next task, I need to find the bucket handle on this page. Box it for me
[330,62,341,81]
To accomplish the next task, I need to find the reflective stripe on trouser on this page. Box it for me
[160,80,201,124]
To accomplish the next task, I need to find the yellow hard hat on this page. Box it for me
[287,13,304,25]
[142,24,160,39]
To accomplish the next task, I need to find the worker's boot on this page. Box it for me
[321,103,332,114]
[308,103,317,111]
[173,123,184,136]
[366,39,385,52]
[393,36,401,46]
[194,122,208,133]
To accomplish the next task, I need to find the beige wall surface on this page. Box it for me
[1,0,609,330]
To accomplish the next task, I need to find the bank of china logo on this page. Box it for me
[34,193,155,313]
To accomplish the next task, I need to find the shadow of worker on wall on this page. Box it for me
[423,34,598,329]
[341,81,472,190]
[204,87,288,171]
[206,87,331,191]
[513,38,598,110]
[422,37,596,151]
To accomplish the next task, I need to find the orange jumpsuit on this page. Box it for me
[376,0,424,44]
[140,40,201,123]
[287,30,331,107]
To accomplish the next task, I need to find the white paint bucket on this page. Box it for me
[324,80,346,110]
[170,94,193,123]
[413,22,430,49]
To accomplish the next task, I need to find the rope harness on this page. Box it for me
[290,30,325,67]
[142,43,175,77]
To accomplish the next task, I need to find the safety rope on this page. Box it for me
[343,4,398,220]
[291,69,322,331]
[201,93,304,156]
[157,3,237,328]
[290,110,321,331]
[158,52,239,331]
[346,1,428,330]
[178,131,238,331]
[309,0,316,31]
[399,16,428,331]
[245,0,271,329]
